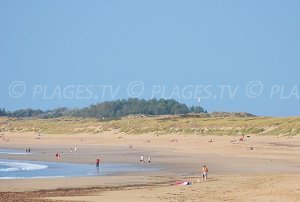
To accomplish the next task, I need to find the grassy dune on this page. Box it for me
[0,116,300,136]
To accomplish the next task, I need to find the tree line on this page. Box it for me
[0,98,206,119]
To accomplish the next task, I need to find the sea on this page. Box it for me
[0,149,155,179]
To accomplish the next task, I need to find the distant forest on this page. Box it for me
[0,98,206,119]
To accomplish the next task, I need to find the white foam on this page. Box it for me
[0,151,28,155]
[0,176,65,179]
[0,161,48,172]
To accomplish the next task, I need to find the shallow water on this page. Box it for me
[0,149,29,155]
[0,158,156,179]
[0,149,157,179]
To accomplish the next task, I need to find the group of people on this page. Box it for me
[140,155,151,163]
[95,155,152,168]
[70,147,77,152]
[55,152,61,160]
[230,135,247,143]
[93,143,207,183]
[25,147,31,153]
[55,146,208,183]
[51,143,208,183]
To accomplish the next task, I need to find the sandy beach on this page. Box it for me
[0,131,300,201]
[2,0,300,200]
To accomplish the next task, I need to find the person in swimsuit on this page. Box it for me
[202,165,208,182]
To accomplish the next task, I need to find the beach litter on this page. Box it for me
[175,181,192,186]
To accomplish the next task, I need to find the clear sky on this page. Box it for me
[1,0,299,116]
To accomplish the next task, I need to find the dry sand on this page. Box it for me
[0,132,300,201]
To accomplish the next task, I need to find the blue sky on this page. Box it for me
[0,0,299,116]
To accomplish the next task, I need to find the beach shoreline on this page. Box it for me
[0,132,300,201]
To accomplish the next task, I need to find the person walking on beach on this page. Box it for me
[140,155,144,163]
[202,165,208,182]
[96,157,100,168]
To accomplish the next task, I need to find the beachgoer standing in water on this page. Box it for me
[96,157,100,168]
[202,165,208,182]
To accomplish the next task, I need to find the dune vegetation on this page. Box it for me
[0,115,299,136]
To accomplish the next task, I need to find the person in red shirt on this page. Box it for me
[96,157,100,168]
